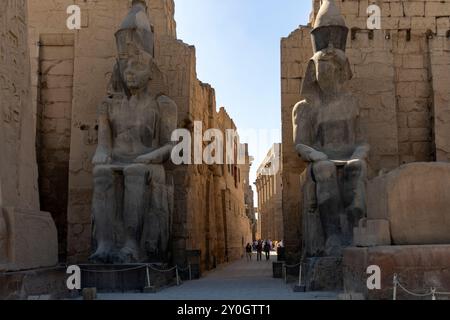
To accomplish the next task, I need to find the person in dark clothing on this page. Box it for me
[264,241,271,261]
[256,240,263,261]
[245,243,253,261]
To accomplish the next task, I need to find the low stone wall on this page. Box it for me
[0,266,71,300]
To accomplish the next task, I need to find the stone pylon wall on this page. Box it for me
[28,0,252,270]
[281,0,450,259]
[0,0,40,212]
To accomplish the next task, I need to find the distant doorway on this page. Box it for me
[36,34,74,262]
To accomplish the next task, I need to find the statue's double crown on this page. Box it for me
[311,0,349,53]
[115,0,154,58]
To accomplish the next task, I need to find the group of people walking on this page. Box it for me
[245,240,283,261]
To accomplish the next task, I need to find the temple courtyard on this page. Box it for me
[92,253,337,301]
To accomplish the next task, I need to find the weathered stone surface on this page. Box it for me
[303,256,343,291]
[344,245,450,300]
[0,0,40,211]
[0,266,72,300]
[0,0,59,272]
[90,1,177,264]
[0,207,58,271]
[29,0,254,271]
[353,219,391,247]
[281,0,450,264]
[367,162,450,245]
[293,0,369,258]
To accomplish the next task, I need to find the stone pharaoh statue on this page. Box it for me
[90,1,177,263]
[293,0,370,257]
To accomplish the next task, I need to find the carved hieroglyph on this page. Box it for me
[90,1,177,264]
[293,0,370,257]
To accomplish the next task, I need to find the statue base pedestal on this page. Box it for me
[304,256,343,292]
[79,263,177,293]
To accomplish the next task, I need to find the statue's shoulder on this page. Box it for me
[156,95,178,124]
[341,92,360,115]
[293,99,313,119]
[156,95,177,112]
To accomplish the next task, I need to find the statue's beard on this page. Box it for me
[125,79,146,92]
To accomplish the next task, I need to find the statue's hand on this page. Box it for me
[296,144,328,162]
[310,150,328,162]
[351,143,370,160]
[93,152,112,165]
[135,151,163,165]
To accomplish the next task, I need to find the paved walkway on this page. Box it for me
[97,253,338,300]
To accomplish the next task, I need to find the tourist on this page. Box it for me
[256,240,263,261]
[245,243,252,261]
[264,241,271,261]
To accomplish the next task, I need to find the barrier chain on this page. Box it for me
[393,274,450,300]
[80,263,189,288]
[283,262,303,286]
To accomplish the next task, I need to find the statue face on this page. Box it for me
[316,58,342,94]
[123,55,151,91]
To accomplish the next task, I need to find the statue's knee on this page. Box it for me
[313,161,336,181]
[93,165,113,178]
[93,166,114,191]
[345,159,366,176]
[148,165,166,184]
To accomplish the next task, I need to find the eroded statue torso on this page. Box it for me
[310,95,359,161]
[108,95,160,163]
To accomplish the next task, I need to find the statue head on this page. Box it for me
[109,0,154,97]
[311,0,348,53]
[115,0,154,58]
[314,44,352,94]
[122,43,153,92]
[300,0,352,102]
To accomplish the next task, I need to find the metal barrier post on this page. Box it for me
[284,265,287,284]
[298,265,302,286]
[146,265,152,288]
[176,266,180,286]
[393,274,398,301]
[188,264,192,281]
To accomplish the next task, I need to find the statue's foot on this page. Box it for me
[345,205,364,229]
[89,245,115,264]
[117,243,140,263]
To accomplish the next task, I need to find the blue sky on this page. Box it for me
[174,0,311,189]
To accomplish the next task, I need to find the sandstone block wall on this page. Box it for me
[36,34,74,260]
[0,0,40,211]
[0,0,58,271]
[281,0,450,259]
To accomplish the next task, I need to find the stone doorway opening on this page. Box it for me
[36,34,75,262]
